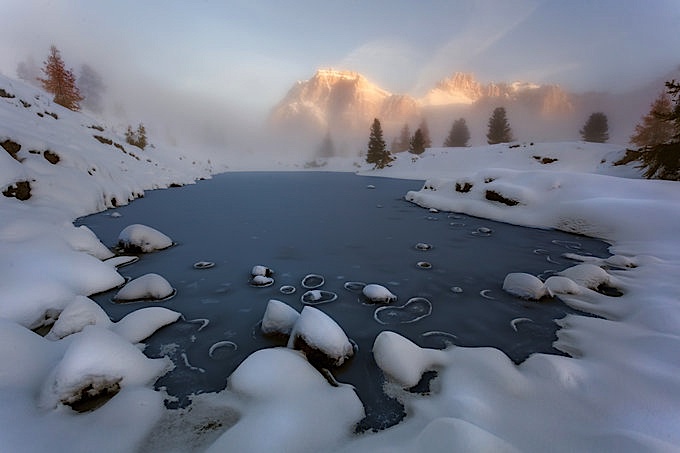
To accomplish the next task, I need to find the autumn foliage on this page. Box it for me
[38,45,83,111]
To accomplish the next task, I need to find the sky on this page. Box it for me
[1,0,679,147]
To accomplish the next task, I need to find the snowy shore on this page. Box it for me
[2,74,679,452]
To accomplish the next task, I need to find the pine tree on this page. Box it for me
[38,45,83,111]
[486,107,513,144]
[78,64,106,114]
[409,128,426,155]
[444,118,470,147]
[630,91,675,147]
[580,112,609,143]
[316,131,335,158]
[636,81,680,180]
[392,124,411,153]
[418,119,432,149]
[366,118,392,169]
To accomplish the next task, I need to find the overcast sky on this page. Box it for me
[1,0,679,143]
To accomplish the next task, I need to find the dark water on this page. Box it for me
[79,172,610,430]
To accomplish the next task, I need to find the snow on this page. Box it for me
[2,71,680,452]
[362,283,398,303]
[261,299,299,336]
[117,224,173,252]
[502,272,553,300]
[113,273,175,302]
[287,306,354,366]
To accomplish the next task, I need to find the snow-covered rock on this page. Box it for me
[251,265,273,277]
[558,263,616,290]
[544,276,582,295]
[287,306,354,367]
[113,273,174,302]
[117,224,173,253]
[502,272,553,300]
[39,326,173,410]
[45,296,112,340]
[373,331,447,388]
[111,307,181,343]
[261,299,299,336]
[362,283,397,303]
[211,347,364,453]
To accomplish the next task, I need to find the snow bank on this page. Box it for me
[207,347,364,453]
[373,331,447,388]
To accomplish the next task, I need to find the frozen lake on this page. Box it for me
[79,172,611,430]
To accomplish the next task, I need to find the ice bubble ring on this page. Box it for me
[374,297,432,325]
[301,274,324,289]
[343,281,366,292]
[193,261,215,269]
[279,285,296,295]
[301,290,338,305]
[208,341,238,360]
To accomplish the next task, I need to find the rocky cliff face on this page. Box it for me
[270,69,578,151]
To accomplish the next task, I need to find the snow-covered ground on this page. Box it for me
[1,74,679,452]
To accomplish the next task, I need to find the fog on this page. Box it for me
[1,1,679,162]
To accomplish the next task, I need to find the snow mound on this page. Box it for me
[45,296,112,340]
[261,299,299,336]
[287,306,354,367]
[212,347,363,453]
[373,331,447,388]
[558,263,617,290]
[117,224,173,253]
[362,283,397,303]
[544,276,582,295]
[502,272,553,300]
[113,273,175,302]
[111,307,181,343]
[39,326,173,410]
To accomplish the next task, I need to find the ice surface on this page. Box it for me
[117,224,173,252]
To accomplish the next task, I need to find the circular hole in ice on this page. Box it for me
[416,261,432,269]
[426,216,439,221]
[208,341,238,360]
[551,239,582,250]
[193,261,215,269]
[250,275,274,287]
[301,290,338,305]
[366,184,375,189]
[301,274,325,289]
[449,222,466,227]
[373,297,432,325]
[415,242,432,251]
[450,286,463,293]
[343,281,366,292]
[279,285,296,295]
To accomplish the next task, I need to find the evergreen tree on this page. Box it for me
[486,107,513,144]
[316,131,335,158]
[78,64,106,114]
[38,45,83,111]
[409,129,426,155]
[418,119,432,149]
[392,123,411,152]
[636,80,680,180]
[366,118,392,169]
[630,91,675,148]
[580,112,609,143]
[444,118,470,147]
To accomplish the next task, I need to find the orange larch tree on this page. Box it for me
[38,45,83,111]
